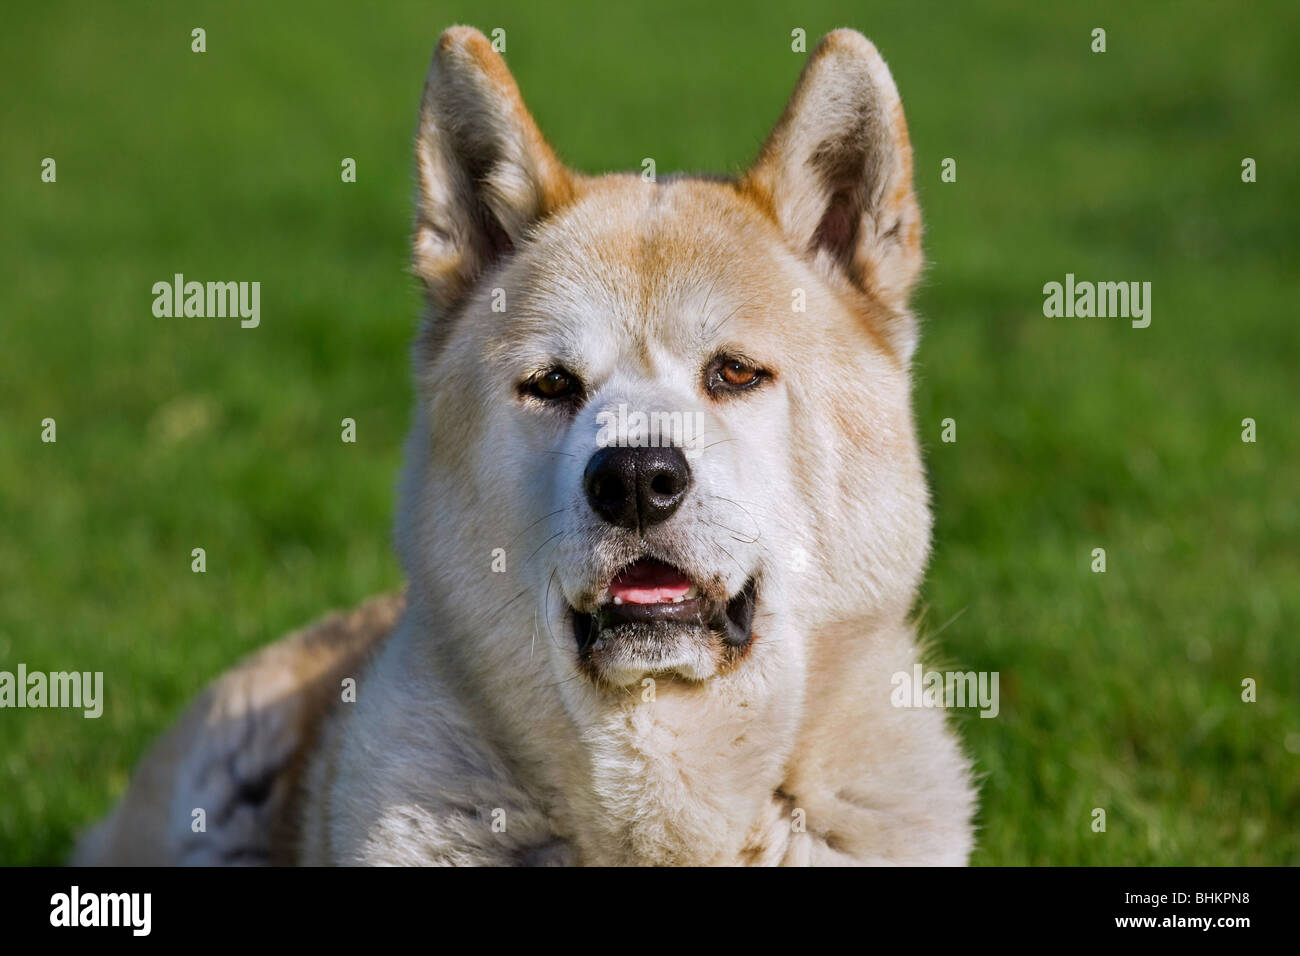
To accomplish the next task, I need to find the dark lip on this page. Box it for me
[572,577,758,653]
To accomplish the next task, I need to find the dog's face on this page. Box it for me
[399,27,929,696]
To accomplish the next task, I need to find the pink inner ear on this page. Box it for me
[811,191,860,271]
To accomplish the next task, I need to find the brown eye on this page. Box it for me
[721,360,759,387]
[707,354,768,395]
[526,368,580,402]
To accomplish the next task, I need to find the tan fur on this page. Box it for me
[73,594,402,865]
[78,27,975,867]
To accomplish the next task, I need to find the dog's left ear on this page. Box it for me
[742,30,922,360]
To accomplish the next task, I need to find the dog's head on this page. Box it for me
[398,27,930,695]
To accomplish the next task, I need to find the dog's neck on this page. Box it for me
[545,672,802,865]
[407,589,808,864]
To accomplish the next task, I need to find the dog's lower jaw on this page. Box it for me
[571,578,760,687]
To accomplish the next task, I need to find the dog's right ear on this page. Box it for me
[413,27,574,311]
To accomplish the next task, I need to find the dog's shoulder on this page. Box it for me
[73,593,404,865]
[780,621,977,865]
[293,624,573,866]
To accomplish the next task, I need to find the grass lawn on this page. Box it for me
[1,0,1297,865]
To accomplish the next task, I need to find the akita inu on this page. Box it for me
[77,26,975,866]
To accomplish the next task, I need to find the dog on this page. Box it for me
[76,26,975,866]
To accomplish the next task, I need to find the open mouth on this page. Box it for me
[571,558,758,653]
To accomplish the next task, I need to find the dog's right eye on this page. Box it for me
[523,368,582,403]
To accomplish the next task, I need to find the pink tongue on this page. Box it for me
[609,561,694,605]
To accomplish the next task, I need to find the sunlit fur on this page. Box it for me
[77,27,974,867]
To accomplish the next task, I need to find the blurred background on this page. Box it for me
[1,0,1297,865]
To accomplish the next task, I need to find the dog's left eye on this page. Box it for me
[523,368,582,402]
[706,355,768,394]
[721,360,759,387]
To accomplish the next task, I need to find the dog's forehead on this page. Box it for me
[506,178,792,345]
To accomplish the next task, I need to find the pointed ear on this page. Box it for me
[413,27,575,311]
[741,30,923,360]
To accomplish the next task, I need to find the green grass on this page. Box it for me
[2,0,1297,865]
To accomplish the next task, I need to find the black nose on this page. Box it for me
[583,445,692,530]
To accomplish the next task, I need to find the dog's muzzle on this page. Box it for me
[571,559,758,653]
